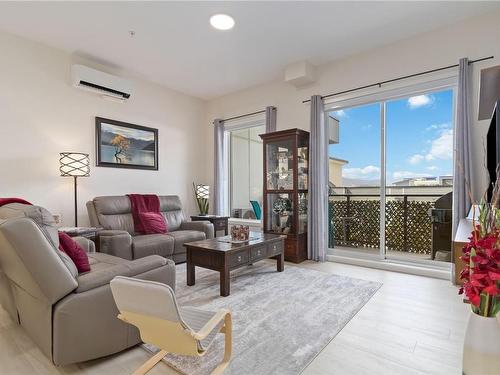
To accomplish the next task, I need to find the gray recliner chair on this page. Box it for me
[0,203,176,366]
[87,195,214,263]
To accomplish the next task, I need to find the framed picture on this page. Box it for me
[95,117,158,170]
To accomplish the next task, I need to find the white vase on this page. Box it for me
[462,311,500,375]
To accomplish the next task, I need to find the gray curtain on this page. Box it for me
[265,106,277,133]
[308,95,328,262]
[213,119,225,216]
[452,58,472,239]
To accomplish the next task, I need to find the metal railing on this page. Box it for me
[328,193,444,254]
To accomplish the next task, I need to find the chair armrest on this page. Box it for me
[98,230,133,260]
[76,255,170,293]
[180,221,214,239]
[73,236,96,253]
[193,309,231,341]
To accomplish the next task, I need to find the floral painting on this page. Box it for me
[96,117,158,170]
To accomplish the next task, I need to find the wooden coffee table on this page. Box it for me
[184,232,285,296]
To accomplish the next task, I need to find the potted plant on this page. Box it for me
[459,200,500,374]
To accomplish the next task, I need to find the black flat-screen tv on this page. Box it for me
[486,100,500,201]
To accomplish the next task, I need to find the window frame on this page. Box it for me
[223,114,266,218]
[325,73,458,270]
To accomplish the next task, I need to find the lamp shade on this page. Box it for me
[194,184,210,199]
[59,152,90,177]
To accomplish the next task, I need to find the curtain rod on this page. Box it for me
[302,55,494,104]
[219,109,266,123]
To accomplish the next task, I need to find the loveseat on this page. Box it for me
[87,195,214,263]
[0,203,175,366]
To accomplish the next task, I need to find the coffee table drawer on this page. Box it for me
[268,241,283,256]
[229,250,249,268]
[250,245,267,261]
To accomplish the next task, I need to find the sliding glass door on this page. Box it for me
[385,90,454,263]
[328,103,382,257]
[328,86,455,264]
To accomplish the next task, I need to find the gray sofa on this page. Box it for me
[87,195,214,263]
[0,203,176,366]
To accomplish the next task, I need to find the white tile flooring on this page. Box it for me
[0,261,469,375]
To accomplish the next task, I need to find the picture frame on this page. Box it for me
[95,117,158,170]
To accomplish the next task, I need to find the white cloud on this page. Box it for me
[426,122,451,131]
[426,166,439,171]
[393,171,430,180]
[408,154,424,165]
[425,129,453,161]
[342,165,380,179]
[332,109,347,118]
[407,95,434,109]
[362,124,373,131]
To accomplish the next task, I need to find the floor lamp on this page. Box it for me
[59,152,90,227]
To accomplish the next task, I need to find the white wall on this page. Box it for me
[0,30,209,226]
[207,10,500,200]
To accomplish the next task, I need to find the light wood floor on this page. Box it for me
[0,261,468,375]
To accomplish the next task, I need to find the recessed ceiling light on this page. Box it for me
[210,14,235,31]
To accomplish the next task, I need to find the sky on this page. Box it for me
[102,123,154,141]
[329,89,454,185]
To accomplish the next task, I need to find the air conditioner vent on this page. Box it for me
[71,64,133,100]
[78,80,131,99]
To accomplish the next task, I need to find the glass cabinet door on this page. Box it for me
[266,193,294,233]
[297,138,308,190]
[298,192,308,233]
[266,139,294,190]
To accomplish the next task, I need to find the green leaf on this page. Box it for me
[491,298,500,317]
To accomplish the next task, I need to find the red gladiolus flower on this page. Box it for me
[468,293,481,307]
[459,215,500,316]
[483,284,499,296]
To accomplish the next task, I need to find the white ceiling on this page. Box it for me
[0,1,498,99]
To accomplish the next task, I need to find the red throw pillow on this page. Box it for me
[139,212,168,234]
[58,232,90,274]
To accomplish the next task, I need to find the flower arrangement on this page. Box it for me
[459,202,500,317]
[272,197,292,215]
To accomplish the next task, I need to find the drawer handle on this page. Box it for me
[257,250,261,256]
[273,245,277,251]
[238,256,242,262]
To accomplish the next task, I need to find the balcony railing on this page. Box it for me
[328,194,444,255]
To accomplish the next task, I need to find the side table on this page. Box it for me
[190,215,229,237]
[58,227,102,251]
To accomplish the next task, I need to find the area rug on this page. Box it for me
[144,262,382,375]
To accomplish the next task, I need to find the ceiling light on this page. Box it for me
[210,14,235,31]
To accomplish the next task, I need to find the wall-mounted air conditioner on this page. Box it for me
[71,64,132,101]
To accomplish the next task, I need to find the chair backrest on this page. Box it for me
[0,217,78,304]
[0,215,78,360]
[87,195,186,234]
[110,276,183,323]
[110,276,200,355]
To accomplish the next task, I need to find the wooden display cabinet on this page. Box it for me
[260,128,309,263]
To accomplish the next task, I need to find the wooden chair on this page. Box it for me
[110,276,232,375]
